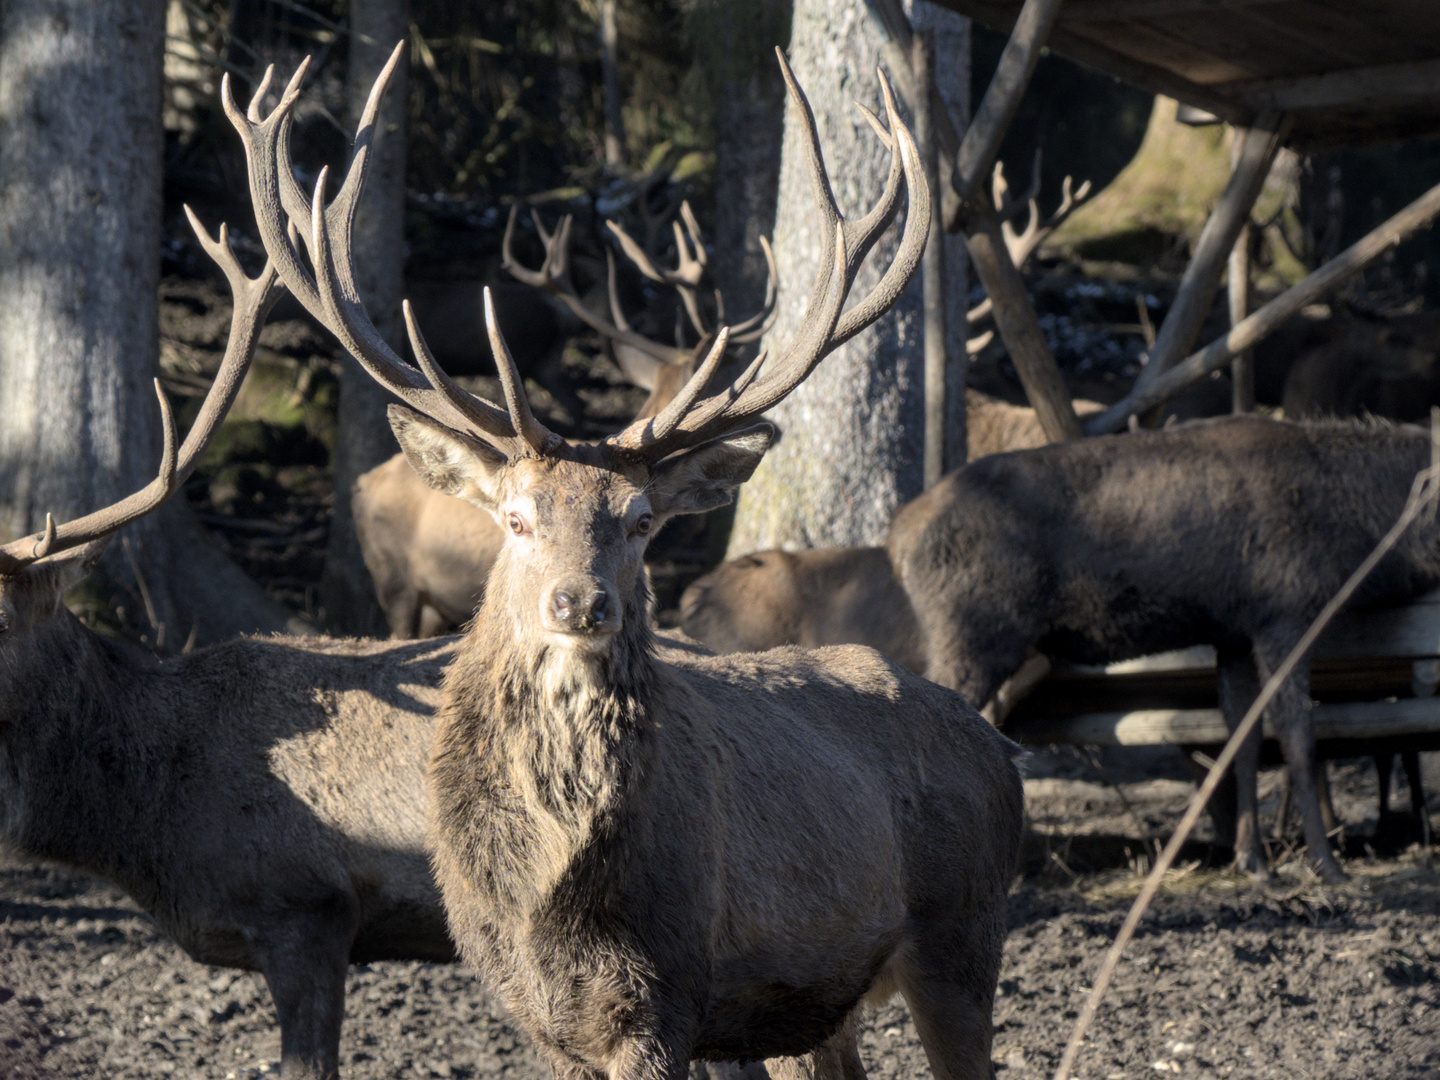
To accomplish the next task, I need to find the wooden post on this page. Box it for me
[1137,113,1284,384]
[1132,113,1287,406]
[951,0,1066,204]
[967,204,1083,440]
[1085,176,1440,434]
[914,30,948,488]
[1229,220,1255,412]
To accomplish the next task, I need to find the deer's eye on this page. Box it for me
[633,513,653,537]
[507,513,527,536]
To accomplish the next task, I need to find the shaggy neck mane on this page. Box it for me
[439,575,659,902]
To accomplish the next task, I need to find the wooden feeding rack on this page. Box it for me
[1005,589,1440,758]
[937,0,1440,153]
[869,0,1440,442]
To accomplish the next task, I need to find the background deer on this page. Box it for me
[239,47,1023,1080]
[887,414,1440,884]
[0,182,470,1080]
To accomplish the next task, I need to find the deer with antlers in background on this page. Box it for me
[235,45,1023,1080]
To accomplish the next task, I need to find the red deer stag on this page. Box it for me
[237,45,1023,1080]
[0,136,467,1080]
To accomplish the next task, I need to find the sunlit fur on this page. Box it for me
[889,415,1440,885]
[0,556,457,1080]
[393,411,1024,1080]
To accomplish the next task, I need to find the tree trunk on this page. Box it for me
[0,0,302,647]
[685,0,793,321]
[725,0,963,554]
[319,0,410,636]
[906,0,969,468]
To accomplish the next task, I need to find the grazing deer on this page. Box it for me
[354,203,777,639]
[236,46,1023,1080]
[677,389,1102,667]
[0,198,467,1080]
[888,414,1440,884]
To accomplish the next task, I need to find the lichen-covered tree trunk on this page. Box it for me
[686,0,793,320]
[0,0,300,646]
[725,0,966,554]
[320,0,410,635]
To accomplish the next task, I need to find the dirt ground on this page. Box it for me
[2,751,1436,1080]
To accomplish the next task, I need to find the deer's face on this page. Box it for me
[389,407,773,651]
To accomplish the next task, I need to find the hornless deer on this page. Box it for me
[677,389,1102,666]
[354,203,778,639]
[237,46,1024,1080]
[0,180,465,1080]
[887,414,1440,884]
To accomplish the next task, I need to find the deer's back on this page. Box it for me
[890,416,1440,661]
[109,634,455,965]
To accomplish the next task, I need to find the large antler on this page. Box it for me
[221,45,559,458]
[604,48,929,462]
[0,212,283,573]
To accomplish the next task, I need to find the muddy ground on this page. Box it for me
[3,751,1437,1080]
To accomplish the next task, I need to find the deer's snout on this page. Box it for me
[546,581,617,635]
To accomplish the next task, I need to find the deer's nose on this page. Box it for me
[549,586,613,633]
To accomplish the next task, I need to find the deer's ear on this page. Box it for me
[388,405,508,512]
[649,423,774,520]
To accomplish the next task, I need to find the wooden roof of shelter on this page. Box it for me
[932,0,1440,151]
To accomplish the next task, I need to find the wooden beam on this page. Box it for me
[1086,176,1440,433]
[1010,696,1440,748]
[965,204,1085,440]
[1233,57,1440,113]
[1056,0,1288,21]
[953,0,1066,203]
[1229,221,1254,412]
[1131,112,1287,403]
[914,31,950,488]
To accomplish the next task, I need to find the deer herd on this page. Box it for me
[0,40,1435,1080]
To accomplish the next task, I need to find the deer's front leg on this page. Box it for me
[1218,647,1268,879]
[259,899,358,1080]
[1253,641,1345,884]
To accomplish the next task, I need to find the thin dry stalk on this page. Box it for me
[1052,411,1440,1080]
[121,535,166,650]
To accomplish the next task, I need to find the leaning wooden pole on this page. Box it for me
[914,30,948,488]
[1132,113,1287,403]
[1086,177,1440,434]
[956,0,1079,441]
[1229,220,1254,413]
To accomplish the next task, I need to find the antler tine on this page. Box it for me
[726,235,780,344]
[484,289,558,455]
[606,251,633,332]
[302,169,517,442]
[829,67,929,347]
[612,328,732,449]
[0,207,287,571]
[506,203,691,365]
